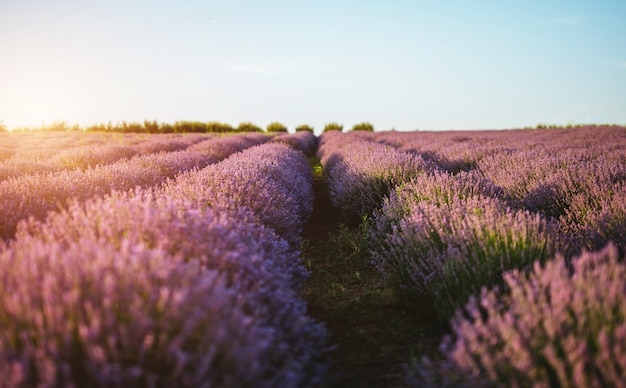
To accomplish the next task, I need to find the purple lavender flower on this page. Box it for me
[318,131,429,222]
[410,244,626,387]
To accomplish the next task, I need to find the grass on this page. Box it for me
[302,157,444,387]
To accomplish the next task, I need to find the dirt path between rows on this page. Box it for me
[302,160,443,387]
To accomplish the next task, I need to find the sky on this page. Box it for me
[1,0,625,134]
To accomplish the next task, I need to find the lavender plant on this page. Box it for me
[0,132,206,181]
[318,132,428,221]
[1,146,327,385]
[370,193,557,321]
[269,130,318,156]
[0,134,267,240]
[410,244,626,387]
[169,143,314,249]
[563,182,626,254]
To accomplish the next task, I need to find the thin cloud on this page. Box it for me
[616,62,626,68]
[546,15,584,24]
[223,63,279,75]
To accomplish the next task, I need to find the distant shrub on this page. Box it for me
[323,122,343,132]
[266,122,288,133]
[351,122,374,132]
[117,121,148,133]
[237,122,263,133]
[206,121,234,133]
[295,124,314,133]
[46,121,72,132]
[142,120,160,133]
[158,122,176,133]
[173,121,209,133]
[0,121,8,132]
[410,244,626,387]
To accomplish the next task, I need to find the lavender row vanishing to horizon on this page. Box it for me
[0,132,213,181]
[319,126,626,386]
[0,133,271,240]
[374,125,626,254]
[317,130,430,223]
[0,136,329,386]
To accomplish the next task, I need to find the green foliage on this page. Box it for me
[323,122,343,132]
[80,120,234,133]
[237,122,263,133]
[143,120,160,133]
[43,121,74,132]
[266,122,288,133]
[327,218,371,264]
[534,123,617,130]
[173,121,210,133]
[295,124,314,133]
[205,121,234,133]
[351,122,374,132]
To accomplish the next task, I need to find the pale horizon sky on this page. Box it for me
[1,0,625,134]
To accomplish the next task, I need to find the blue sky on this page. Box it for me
[1,0,625,133]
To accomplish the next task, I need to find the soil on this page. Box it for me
[302,164,445,387]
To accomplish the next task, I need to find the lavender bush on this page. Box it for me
[410,244,626,387]
[0,143,327,385]
[0,132,208,181]
[0,238,261,387]
[563,181,626,254]
[269,130,318,156]
[370,192,557,321]
[170,143,313,249]
[318,131,428,221]
[0,134,267,240]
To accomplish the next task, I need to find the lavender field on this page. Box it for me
[0,126,625,387]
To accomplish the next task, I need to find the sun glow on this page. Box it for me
[5,78,84,130]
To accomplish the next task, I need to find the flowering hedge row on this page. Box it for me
[368,171,558,321]
[373,126,626,254]
[169,142,314,250]
[0,133,269,240]
[364,126,626,385]
[0,141,327,386]
[409,244,626,387]
[317,131,429,222]
[0,132,209,181]
[269,130,318,156]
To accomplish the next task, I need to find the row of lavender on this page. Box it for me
[0,132,328,386]
[318,127,626,387]
[0,133,272,240]
[0,132,214,181]
[375,126,626,253]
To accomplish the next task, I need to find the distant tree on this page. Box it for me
[0,121,7,132]
[237,122,263,133]
[266,122,288,133]
[295,124,314,132]
[118,121,148,133]
[159,122,176,133]
[351,122,374,132]
[174,121,210,133]
[143,120,160,133]
[323,122,343,132]
[46,121,70,132]
[206,122,234,133]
